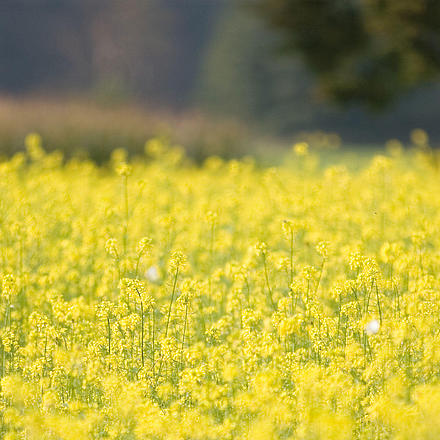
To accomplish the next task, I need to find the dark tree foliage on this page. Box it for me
[256,0,440,108]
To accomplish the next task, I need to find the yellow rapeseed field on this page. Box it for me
[1,133,440,439]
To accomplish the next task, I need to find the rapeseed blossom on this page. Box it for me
[0,135,440,438]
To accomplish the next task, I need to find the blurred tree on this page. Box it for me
[197,2,351,134]
[256,0,440,108]
[197,4,314,131]
[197,0,440,142]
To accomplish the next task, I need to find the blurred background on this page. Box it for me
[1,0,440,161]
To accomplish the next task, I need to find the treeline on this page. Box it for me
[2,0,440,143]
[198,2,440,143]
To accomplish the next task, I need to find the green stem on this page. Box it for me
[136,288,145,367]
[156,268,179,385]
[209,222,215,270]
[135,256,141,278]
[263,254,275,309]
[181,302,189,367]
[375,281,382,324]
[152,309,155,380]
[315,260,325,296]
[165,268,179,338]
[337,293,342,336]
[107,316,111,356]
[289,230,294,286]
[122,174,129,256]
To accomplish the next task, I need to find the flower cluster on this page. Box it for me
[0,136,440,439]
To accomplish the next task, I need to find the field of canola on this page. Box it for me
[1,134,440,439]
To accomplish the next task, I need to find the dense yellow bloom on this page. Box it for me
[2,136,440,438]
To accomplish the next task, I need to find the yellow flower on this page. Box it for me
[293,142,309,156]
